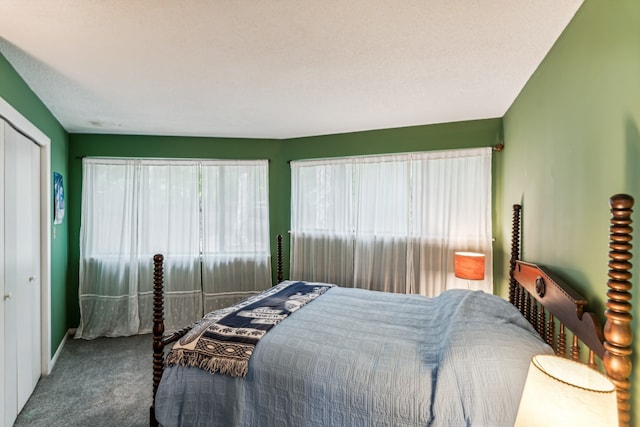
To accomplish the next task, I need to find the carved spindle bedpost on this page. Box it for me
[557,323,567,357]
[571,335,580,362]
[537,305,545,339]
[509,204,522,305]
[604,194,634,427]
[546,313,555,349]
[150,254,164,427]
[588,350,597,370]
[277,234,284,283]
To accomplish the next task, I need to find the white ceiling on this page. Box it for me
[0,1,583,139]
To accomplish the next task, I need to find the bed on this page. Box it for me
[150,194,634,427]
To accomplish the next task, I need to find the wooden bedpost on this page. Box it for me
[509,204,522,306]
[277,234,284,283]
[604,194,634,427]
[150,254,164,427]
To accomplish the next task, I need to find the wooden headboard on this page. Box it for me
[508,194,634,427]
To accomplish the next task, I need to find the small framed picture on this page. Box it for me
[53,172,65,224]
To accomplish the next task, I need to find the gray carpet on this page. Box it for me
[14,333,152,427]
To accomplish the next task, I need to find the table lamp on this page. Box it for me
[454,251,485,288]
[514,354,618,427]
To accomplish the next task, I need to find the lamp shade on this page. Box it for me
[514,354,618,427]
[454,252,485,280]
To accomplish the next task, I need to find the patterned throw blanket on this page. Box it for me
[165,281,333,377]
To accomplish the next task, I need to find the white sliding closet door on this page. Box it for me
[1,119,41,427]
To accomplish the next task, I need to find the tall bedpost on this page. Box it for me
[509,204,522,305]
[277,234,284,283]
[150,254,164,427]
[604,194,634,427]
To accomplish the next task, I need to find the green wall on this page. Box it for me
[0,54,70,357]
[500,0,640,420]
[67,119,502,326]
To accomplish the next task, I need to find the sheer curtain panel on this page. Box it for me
[290,148,492,296]
[408,149,493,295]
[290,158,355,285]
[201,160,271,312]
[76,158,271,339]
[135,161,202,334]
[77,159,202,339]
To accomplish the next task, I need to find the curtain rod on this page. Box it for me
[76,156,271,162]
[287,145,504,164]
[74,146,504,162]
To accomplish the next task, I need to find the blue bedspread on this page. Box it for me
[155,285,552,426]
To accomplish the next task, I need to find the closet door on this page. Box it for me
[2,120,41,426]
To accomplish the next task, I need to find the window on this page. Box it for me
[290,148,492,296]
[76,158,270,339]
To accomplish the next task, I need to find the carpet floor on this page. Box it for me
[14,333,152,427]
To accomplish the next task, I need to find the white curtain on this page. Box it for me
[290,157,355,285]
[77,158,270,339]
[201,160,271,312]
[290,148,492,296]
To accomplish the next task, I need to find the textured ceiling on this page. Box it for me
[0,1,583,139]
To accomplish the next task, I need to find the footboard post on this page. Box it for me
[277,234,284,283]
[150,254,165,427]
[604,194,633,427]
[509,204,522,305]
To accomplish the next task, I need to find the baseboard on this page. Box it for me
[47,328,76,375]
